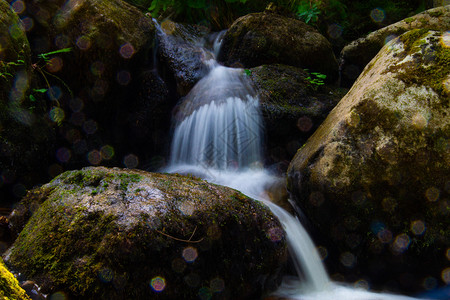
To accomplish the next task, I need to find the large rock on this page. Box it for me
[16,0,157,168]
[248,64,346,168]
[5,167,287,299]
[340,5,450,87]
[20,0,154,99]
[0,0,55,203]
[156,20,213,96]
[218,12,339,82]
[287,30,449,293]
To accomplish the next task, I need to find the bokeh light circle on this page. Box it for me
[150,276,166,292]
[327,23,343,39]
[119,43,135,59]
[182,246,198,263]
[123,154,139,168]
[370,8,385,23]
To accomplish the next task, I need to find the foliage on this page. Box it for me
[37,48,72,61]
[1,48,72,126]
[125,0,428,50]
[304,69,326,90]
[31,48,73,104]
[0,59,25,80]
[296,1,321,24]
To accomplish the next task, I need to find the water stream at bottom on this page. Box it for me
[164,165,419,300]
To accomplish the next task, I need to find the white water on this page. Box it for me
[161,26,423,300]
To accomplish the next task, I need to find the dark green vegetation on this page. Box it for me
[127,0,430,43]
[6,167,287,299]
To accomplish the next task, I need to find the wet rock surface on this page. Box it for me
[156,20,214,96]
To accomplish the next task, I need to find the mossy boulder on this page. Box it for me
[248,64,346,167]
[5,167,287,299]
[340,5,450,87]
[217,12,339,82]
[16,0,156,168]
[0,0,55,203]
[0,258,30,300]
[287,30,449,294]
[0,0,31,100]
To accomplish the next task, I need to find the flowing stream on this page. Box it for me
[160,23,422,300]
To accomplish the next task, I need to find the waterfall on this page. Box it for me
[170,66,262,170]
[160,23,421,300]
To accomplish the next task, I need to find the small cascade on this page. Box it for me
[159,20,420,300]
[170,66,262,169]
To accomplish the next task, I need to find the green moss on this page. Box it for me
[0,258,30,300]
[399,28,429,53]
[395,30,450,99]
[428,10,443,18]
[404,17,414,24]
[116,173,142,191]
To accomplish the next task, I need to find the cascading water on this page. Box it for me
[159,23,421,300]
[169,65,262,170]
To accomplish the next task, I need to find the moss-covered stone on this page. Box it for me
[288,30,449,294]
[0,0,56,203]
[6,167,287,299]
[248,64,346,166]
[16,0,158,169]
[340,5,450,87]
[0,258,30,300]
[217,12,339,82]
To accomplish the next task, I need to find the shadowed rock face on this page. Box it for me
[248,64,346,168]
[156,21,213,96]
[6,167,287,299]
[217,12,339,82]
[340,5,450,87]
[288,30,449,293]
[0,0,55,203]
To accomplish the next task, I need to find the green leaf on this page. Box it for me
[33,88,48,93]
[38,48,72,60]
[29,94,36,102]
[244,69,252,76]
